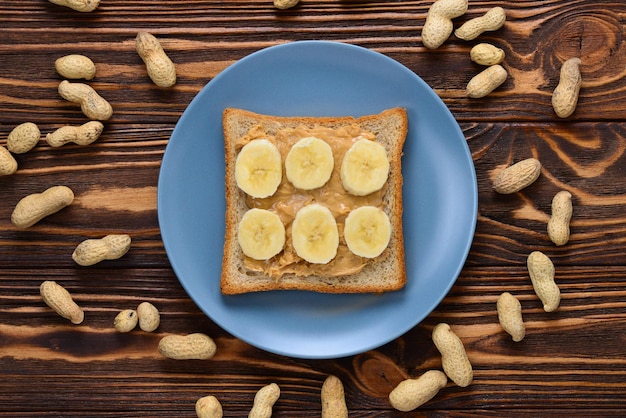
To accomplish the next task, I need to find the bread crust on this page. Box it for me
[221,107,408,294]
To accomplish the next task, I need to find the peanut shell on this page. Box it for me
[527,251,560,312]
[158,333,216,360]
[0,146,18,176]
[114,309,138,333]
[55,54,96,80]
[548,190,573,246]
[466,64,507,98]
[40,280,84,324]
[552,57,582,118]
[321,375,348,418]
[196,395,223,418]
[497,292,525,342]
[137,301,160,332]
[432,323,473,387]
[7,122,40,154]
[389,370,448,412]
[492,158,541,194]
[470,43,505,66]
[455,6,506,40]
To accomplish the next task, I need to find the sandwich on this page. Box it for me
[221,107,408,294]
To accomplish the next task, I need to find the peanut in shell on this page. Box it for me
[527,251,560,312]
[493,158,541,194]
[40,280,84,324]
[466,64,508,98]
[0,146,18,176]
[321,375,348,418]
[158,333,216,360]
[470,43,505,66]
[552,57,582,118]
[497,292,525,342]
[547,190,573,246]
[389,370,448,412]
[7,122,40,154]
[432,323,473,387]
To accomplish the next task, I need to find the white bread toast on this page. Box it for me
[221,107,408,294]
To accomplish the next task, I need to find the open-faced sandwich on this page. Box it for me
[221,107,408,294]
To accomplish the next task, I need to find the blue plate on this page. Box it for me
[157,41,477,359]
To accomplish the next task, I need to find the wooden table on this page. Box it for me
[1,1,625,416]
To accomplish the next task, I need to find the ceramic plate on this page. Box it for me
[157,41,477,359]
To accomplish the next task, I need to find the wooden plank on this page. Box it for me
[1,121,626,268]
[0,1,625,123]
[0,265,624,413]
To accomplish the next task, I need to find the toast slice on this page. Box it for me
[221,107,408,294]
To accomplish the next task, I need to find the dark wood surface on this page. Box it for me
[1,1,625,416]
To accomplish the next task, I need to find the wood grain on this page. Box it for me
[1,0,625,416]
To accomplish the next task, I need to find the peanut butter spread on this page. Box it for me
[236,123,388,278]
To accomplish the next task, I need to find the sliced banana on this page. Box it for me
[344,206,391,258]
[340,137,389,196]
[285,136,334,190]
[237,208,286,260]
[235,139,282,198]
[291,203,339,264]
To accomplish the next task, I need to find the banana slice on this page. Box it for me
[237,208,286,260]
[291,203,339,264]
[340,138,389,196]
[344,206,391,258]
[285,136,334,190]
[235,139,282,198]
